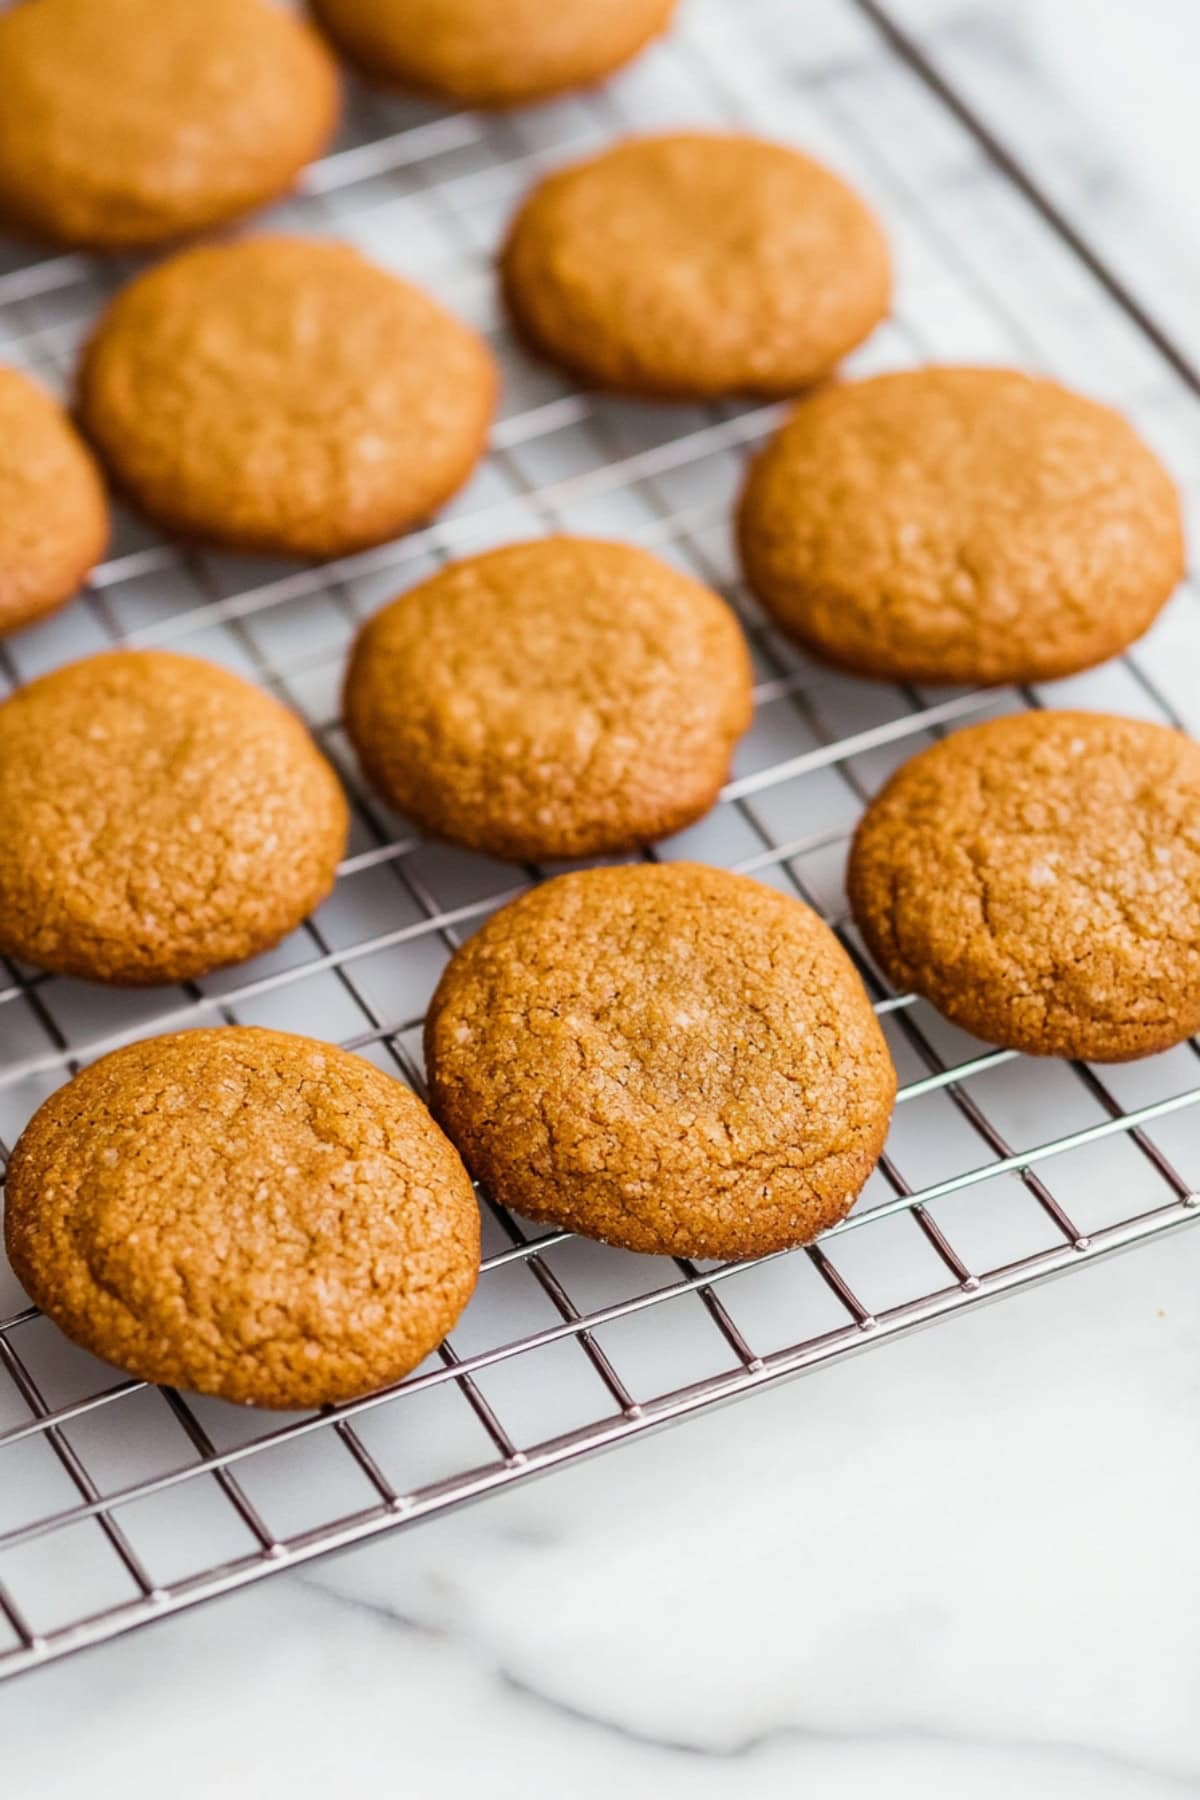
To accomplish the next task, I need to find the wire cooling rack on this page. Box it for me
[0,0,1198,1682]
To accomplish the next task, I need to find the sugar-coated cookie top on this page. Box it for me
[849,709,1200,1061]
[426,862,896,1259]
[0,0,339,248]
[0,364,108,635]
[77,237,496,558]
[739,367,1183,686]
[344,537,753,861]
[503,132,890,398]
[312,0,676,107]
[0,650,348,984]
[5,1028,480,1409]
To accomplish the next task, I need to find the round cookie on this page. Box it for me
[0,0,339,251]
[312,0,676,107]
[0,649,348,985]
[738,367,1184,686]
[847,710,1200,1062]
[501,132,891,400]
[5,1028,480,1410]
[77,237,497,559]
[343,537,754,861]
[425,863,896,1259]
[0,365,108,636]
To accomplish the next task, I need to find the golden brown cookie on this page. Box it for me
[5,1027,480,1409]
[343,537,754,861]
[426,863,896,1259]
[77,237,497,559]
[311,0,676,106]
[0,365,108,636]
[848,710,1200,1062]
[0,650,348,985]
[0,0,339,251]
[501,132,891,400]
[738,367,1184,686]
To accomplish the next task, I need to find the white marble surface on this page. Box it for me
[4,4,1200,1796]
[5,1231,1199,1799]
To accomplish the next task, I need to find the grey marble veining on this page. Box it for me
[6,1229,1200,1798]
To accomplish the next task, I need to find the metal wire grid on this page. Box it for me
[0,0,1197,1680]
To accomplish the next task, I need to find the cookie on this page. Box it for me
[501,132,890,400]
[0,0,339,251]
[343,537,754,861]
[0,365,108,637]
[77,237,497,559]
[312,0,676,107]
[5,1027,480,1409]
[847,710,1200,1062]
[0,650,348,985]
[738,367,1184,686]
[425,863,896,1259]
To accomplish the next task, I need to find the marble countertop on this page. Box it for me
[5,4,1200,1795]
[8,1231,1199,1799]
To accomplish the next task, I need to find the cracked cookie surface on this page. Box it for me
[343,537,753,861]
[0,0,339,250]
[5,1028,480,1409]
[312,0,676,106]
[78,236,496,558]
[738,367,1183,685]
[425,862,896,1259]
[0,649,348,985]
[0,364,108,636]
[848,710,1200,1061]
[501,132,890,399]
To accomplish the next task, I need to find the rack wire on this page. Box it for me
[0,0,1198,1680]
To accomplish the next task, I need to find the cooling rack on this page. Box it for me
[0,0,1197,1682]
